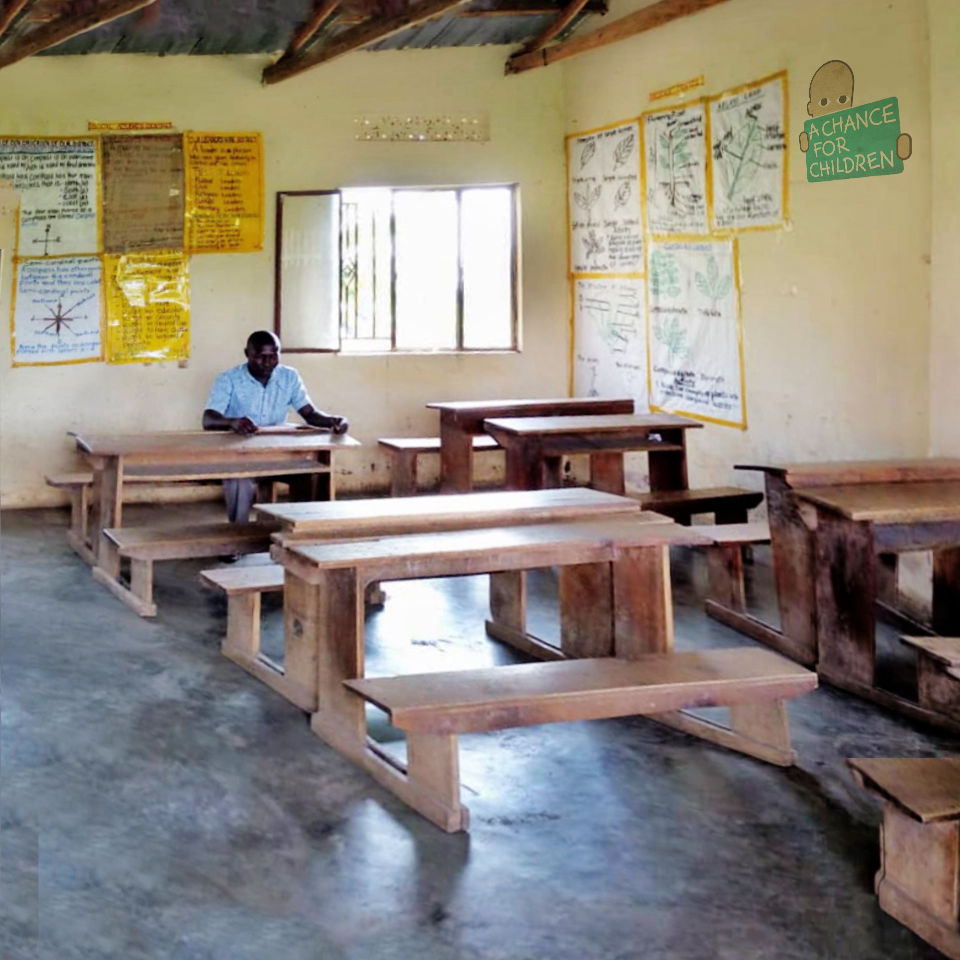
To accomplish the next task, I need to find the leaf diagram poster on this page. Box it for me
[567,121,643,275]
[12,256,103,365]
[573,277,648,409]
[708,73,787,231]
[648,239,744,427]
[643,103,708,236]
[0,138,99,256]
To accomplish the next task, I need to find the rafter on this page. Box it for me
[515,0,591,55]
[263,0,473,85]
[0,0,32,41]
[287,0,342,54]
[506,0,731,74]
[459,0,606,16]
[0,0,157,67]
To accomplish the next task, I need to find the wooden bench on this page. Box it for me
[94,522,279,617]
[378,435,501,496]
[636,486,763,524]
[848,757,960,959]
[348,647,817,831]
[900,636,960,720]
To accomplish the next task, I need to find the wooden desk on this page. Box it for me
[794,480,960,730]
[72,429,361,564]
[272,516,712,825]
[427,397,633,493]
[483,413,702,494]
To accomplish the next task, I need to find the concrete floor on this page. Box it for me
[1,503,956,960]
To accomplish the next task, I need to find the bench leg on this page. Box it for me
[390,451,419,497]
[129,558,155,615]
[559,562,613,658]
[589,452,624,495]
[707,544,746,612]
[91,545,158,618]
[65,486,97,565]
[403,732,469,832]
[715,507,748,524]
[651,699,797,767]
[223,592,261,659]
[613,544,673,657]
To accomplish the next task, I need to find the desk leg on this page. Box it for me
[613,544,673,657]
[91,457,123,566]
[502,441,542,491]
[485,571,564,661]
[933,548,960,636]
[814,511,876,688]
[590,453,624,495]
[559,563,613,658]
[648,431,688,493]
[440,422,473,493]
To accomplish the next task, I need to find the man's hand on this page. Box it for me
[328,416,349,435]
[230,416,258,436]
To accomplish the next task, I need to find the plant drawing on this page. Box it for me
[579,139,597,169]
[573,182,602,216]
[582,228,604,260]
[653,316,690,363]
[649,248,681,297]
[613,180,632,209]
[612,131,635,169]
[714,102,764,202]
[694,255,733,308]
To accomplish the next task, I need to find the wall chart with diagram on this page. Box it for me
[4,131,263,367]
[567,70,787,429]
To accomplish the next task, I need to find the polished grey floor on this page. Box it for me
[1,503,955,960]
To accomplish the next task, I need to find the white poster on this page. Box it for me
[573,277,647,409]
[648,239,744,427]
[12,256,103,365]
[708,74,787,231]
[0,138,100,256]
[568,121,643,275]
[643,103,708,236]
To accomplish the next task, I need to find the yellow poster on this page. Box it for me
[183,132,263,253]
[104,250,190,363]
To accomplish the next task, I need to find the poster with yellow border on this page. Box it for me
[10,255,104,366]
[104,250,189,363]
[646,237,746,429]
[183,132,263,253]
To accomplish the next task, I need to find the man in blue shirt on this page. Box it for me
[203,330,349,522]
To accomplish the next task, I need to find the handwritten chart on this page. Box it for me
[573,277,648,408]
[104,251,190,363]
[648,239,744,427]
[184,132,263,253]
[102,133,184,253]
[643,103,708,236]
[708,73,787,231]
[0,138,99,256]
[568,121,643,275]
[12,256,102,365]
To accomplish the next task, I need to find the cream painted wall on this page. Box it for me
[561,0,932,492]
[928,0,960,456]
[0,49,567,506]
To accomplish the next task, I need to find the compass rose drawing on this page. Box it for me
[31,294,92,338]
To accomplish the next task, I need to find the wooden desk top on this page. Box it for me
[427,397,633,417]
[483,413,701,437]
[73,430,361,458]
[848,757,960,822]
[279,516,709,574]
[793,480,960,523]
[736,458,960,488]
[257,487,643,536]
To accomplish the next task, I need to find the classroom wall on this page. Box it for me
[561,0,933,489]
[927,0,960,456]
[0,49,567,506]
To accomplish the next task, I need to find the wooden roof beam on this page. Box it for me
[0,0,32,42]
[459,0,606,17]
[286,0,342,54]
[263,0,474,85]
[515,0,591,55]
[506,0,732,74]
[0,0,157,68]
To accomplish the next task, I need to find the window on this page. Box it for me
[275,185,519,354]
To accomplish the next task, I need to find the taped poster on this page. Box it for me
[104,250,190,363]
[184,132,263,253]
[567,120,643,275]
[643,102,708,236]
[0,138,99,256]
[708,73,788,231]
[647,239,745,428]
[11,256,103,365]
[573,276,648,409]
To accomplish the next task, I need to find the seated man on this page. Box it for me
[203,329,349,523]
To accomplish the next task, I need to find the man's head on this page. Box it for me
[245,330,281,384]
[807,60,854,117]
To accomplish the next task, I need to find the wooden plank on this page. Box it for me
[262,0,474,84]
[737,458,960,489]
[699,521,770,545]
[794,481,960,524]
[200,563,285,595]
[106,521,278,559]
[0,1,30,41]
[506,0,731,73]
[483,413,700,437]
[901,636,960,668]
[460,0,607,15]
[288,0,342,53]
[428,397,634,432]
[346,647,816,734]
[378,435,499,452]
[559,562,613,658]
[0,0,156,68]
[848,757,960,822]
[515,0,593,55]
[613,544,673,657]
[73,430,359,458]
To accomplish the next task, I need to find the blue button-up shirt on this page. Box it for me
[205,363,312,426]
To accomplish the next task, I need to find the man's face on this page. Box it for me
[246,342,279,383]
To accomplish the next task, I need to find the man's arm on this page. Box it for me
[298,404,349,435]
[203,408,258,436]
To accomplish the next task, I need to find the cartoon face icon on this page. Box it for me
[806,60,854,117]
